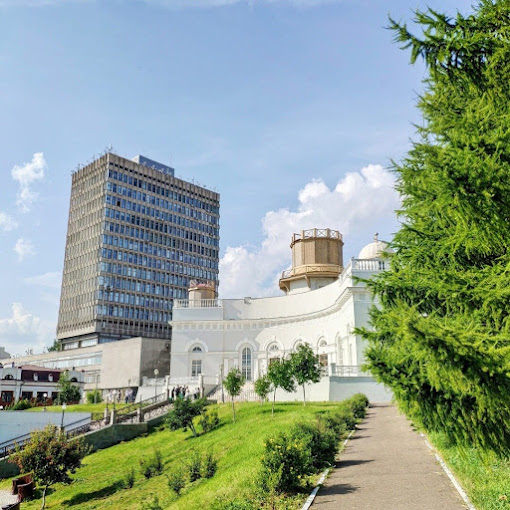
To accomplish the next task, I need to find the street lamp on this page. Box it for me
[61,403,67,429]
[43,393,48,412]
[154,369,159,400]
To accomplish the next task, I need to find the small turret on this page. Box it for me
[279,228,344,295]
[187,280,216,307]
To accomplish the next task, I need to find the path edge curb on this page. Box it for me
[423,436,477,510]
[300,429,355,510]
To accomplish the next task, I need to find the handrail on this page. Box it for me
[0,415,92,459]
[174,299,222,309]
[0,394,171,459]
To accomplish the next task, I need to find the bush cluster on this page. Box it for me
[166,449,218,497]
[8,398,33,410]
[198,408,220,434]
[139,449,164,479]
[86,389,103,404]
[259,394,368,494]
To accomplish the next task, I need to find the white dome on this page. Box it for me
[358,234,394,259]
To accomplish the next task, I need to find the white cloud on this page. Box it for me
[0,303,55,357]
[24,271,62,289]
[11,152,46,213]
[14,238,35,261]
[219,163,400,298]
[0,212,18,232]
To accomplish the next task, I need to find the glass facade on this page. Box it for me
[57,153,220,346]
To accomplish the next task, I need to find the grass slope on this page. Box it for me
[428,432,510,510]
[4,401,340,509]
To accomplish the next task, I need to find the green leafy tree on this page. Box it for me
[266,358,296,415]
[56,371,81,404]
[10,424,89,510]
[289,343,321,406]
[47,339,61,352]
[223,368,245,423]
[167,397,206,437]
[86,389,102,404]
[360,2,510,456]
[254,375,272,405]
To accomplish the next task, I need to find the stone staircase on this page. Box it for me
[207,382,259,403]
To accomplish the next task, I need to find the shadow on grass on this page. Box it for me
[61,480,124,506]
[31,487,56,500]
[259,408,285,415]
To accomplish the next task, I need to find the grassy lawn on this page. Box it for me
[26,402,131,419]
[428,432,510,510]
[2,401,341,509]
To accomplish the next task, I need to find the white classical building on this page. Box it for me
[169,229,393,402]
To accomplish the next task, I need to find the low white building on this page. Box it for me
[0,364,84,407]
[169,229,393,402]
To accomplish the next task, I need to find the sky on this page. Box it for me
[0,0,473,356]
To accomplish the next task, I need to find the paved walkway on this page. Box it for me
[0,489,17,506]
[312,403,469,510]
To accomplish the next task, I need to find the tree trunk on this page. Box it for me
[232,398,236,423]
[190,421,197,437]
[302,383,306,406]
[272,388,276,415]
[41,485,49,510]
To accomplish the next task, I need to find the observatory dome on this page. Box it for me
[358,233,394,260]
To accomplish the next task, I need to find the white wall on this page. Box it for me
[0,411,91,446]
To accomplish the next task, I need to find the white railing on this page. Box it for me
[330,365,366,377]
[167,376,200,386]
[173,299,222,309]
[351,259,389,271]
[292,228,342,243]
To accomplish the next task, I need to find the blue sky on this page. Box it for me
[0,0,472,355]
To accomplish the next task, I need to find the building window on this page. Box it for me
[1,391,13,403]
[191,360,202,377]
[268,343,279,352]
[319,354,328,367]
[3,374,14,380]
[191,346,202,353]
[241,347,252,381]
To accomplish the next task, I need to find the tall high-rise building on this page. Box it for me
[56,153,220,349]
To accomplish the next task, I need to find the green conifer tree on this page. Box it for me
[360,1,510,455]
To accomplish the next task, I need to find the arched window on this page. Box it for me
[241,347,252,381]
[268,343,279,352]
[192,346,203,353]
[3,374,13,380]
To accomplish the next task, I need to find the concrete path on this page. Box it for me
[0,489,17,506]
[312,403,468,510]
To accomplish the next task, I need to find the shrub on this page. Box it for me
[140,449,164,479]
[318,411,344,438]
[123,468,135,488]
[167,397,206,437]
[144,496,163,510]
[332,405,357,431]
[211,497,258,510]
[86,389,102,404]
[188,451,202,482]
[167,468,186,495]
[198,409,220,434]
[260,431,313,492]
[291,422,338,469]
[348,393,369,419]
[8,398,32,410]
[203,450,218,478]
